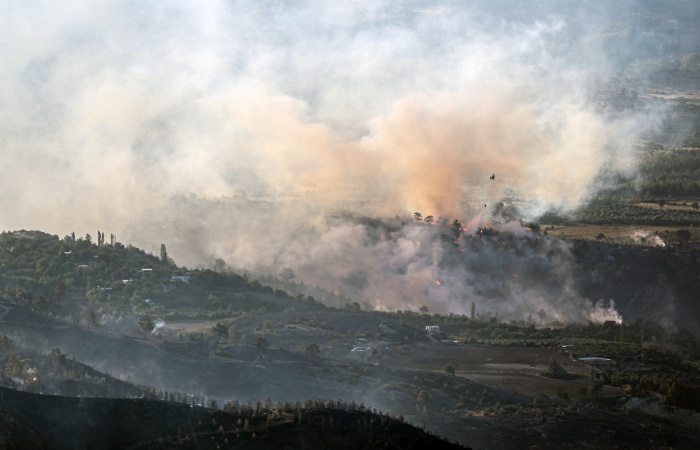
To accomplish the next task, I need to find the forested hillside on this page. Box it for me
[0,230,325,326]
[635,148,700,196]
[541,148,700,226]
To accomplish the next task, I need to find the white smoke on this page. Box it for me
[588,299,624,324]
[1,1,675,323]
[631,231,666,247]
[152,319,166,334]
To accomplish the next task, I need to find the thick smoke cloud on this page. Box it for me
[0,1,668,322]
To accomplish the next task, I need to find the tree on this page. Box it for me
[160,244,169,264]
[304,343,320,357]
[538,309,547,325]
[86,308,98,329]
[658,199,665,208]
[414,212,422,221]
[681,52,700,71]
[0,335,13,349]
[470,301,476,320]
[253,335,269,350]
[544,357,569,379]
[692,202,699,210]
[139,315,154,337]
[343,302,361,312]
[419,305,429,314]
[212,322,229,344]
[528,222,541,234]
[49,348,68,366]
[677,229,691,247]
[4,353,24,377]
[416,389,429,408]
[445,364,455,375]
[452,219,462,230]
[54,280,65,299]
[279,268,296,283]
[424,215,434,225]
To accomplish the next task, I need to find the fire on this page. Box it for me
[436,280,442,286]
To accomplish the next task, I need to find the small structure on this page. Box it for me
[425,326,441,334]
[171,276,190,284]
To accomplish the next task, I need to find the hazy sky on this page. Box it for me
[1,0,683,322]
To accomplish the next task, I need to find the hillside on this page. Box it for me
[0,386,465,450]
[0,230,327,328]
[1,230,700,449]
[4,227,700,335]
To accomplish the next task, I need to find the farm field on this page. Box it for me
[541,223,686,241]
[379,342,593,398]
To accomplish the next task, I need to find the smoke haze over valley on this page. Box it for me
[4,3,700,449]
[3,0,700,323]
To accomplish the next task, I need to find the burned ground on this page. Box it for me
[1,299,699,449]
[0,386,468,450]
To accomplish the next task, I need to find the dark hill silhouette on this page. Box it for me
[0,386,466,449]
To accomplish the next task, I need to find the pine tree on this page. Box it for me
[160,244,168,264]
[545,357,568,379]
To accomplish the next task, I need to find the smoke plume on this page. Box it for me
[2,1,685,322]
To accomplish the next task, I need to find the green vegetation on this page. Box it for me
[653,100,700,149]
[253,335,270,350]
[0,230,328,325]
[543,357,575,380]
[388,309,700,408]
[615,148,700,197]
[570,199,700,226]
[541,147,700,227]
